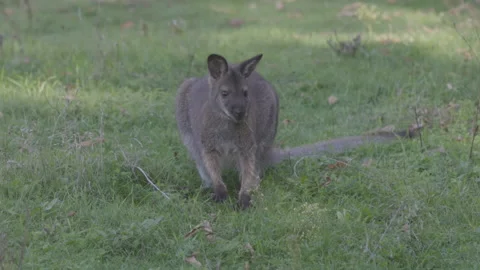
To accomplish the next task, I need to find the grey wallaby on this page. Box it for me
[175,53,420,209]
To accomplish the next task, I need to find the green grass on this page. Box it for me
[1,0,480,268]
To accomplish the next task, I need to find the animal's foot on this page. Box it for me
[212,183,228,202]
[237,192,252,210]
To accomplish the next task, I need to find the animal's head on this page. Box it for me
[206,53,263,123]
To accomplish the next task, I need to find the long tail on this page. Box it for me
[266,126,422,166]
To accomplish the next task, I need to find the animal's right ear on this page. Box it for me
[207,54,229,80]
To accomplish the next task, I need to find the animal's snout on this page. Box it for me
[232,106,245,120]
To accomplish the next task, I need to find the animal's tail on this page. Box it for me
[266,125,422,166]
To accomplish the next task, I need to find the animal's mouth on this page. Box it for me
[231,110,246,123]
[232,114,245,122]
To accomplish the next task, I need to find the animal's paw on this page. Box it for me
[212,184,228,202]
[238,192,251,210]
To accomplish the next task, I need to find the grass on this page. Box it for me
[1,0,480,268]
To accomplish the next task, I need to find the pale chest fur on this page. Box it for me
[201,121,257,169]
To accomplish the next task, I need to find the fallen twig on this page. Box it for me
[413,106,424,150]
[23,0,32,30]
[469,101,479,161]
[134,166,171,200]
[368,204,403,261]
[120,149,170,200]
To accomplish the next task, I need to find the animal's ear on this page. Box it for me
[238,54,263,78]
[207,54,229,80]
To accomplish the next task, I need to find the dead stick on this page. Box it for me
[413,106,424,150]
[469,101,479,160]
[23,0,32,30]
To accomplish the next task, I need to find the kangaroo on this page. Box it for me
[175,53,419,209]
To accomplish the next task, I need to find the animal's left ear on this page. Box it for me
[238,54,263,78]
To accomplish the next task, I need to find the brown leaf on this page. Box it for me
[448,3,471,15]
[380,47,391,55]
[287,11,303,18]
[381,14,392,21]
[184,220,214,241]
[185,253,202,267]
[67,211,77,217]
[374,125,396,133]
[338,2,364,17]
[121,21,134,30]
[392,11,402,17]
[211,5,235,14]
[184,226,201,239]
[423,26,435,33]
[79,137,105,147]
[327,161,347,169]
[470,125,479,136]
[283,119,294,126]
[170,19,186,34]
[119,107,129,116]
[380,37,401,45]
[3,8,13,16]
[203,220,215,242]
[328,95,338,105]
[321,176,333,187]
[457,48,473,61]
[229,18,245,27]
[65,84,76,90]
[447,102,460,111]
[402,223,409,233]
[362,158,373,167]
[65,93,76,102]
[276,1,285,10]
[427,147,446,154]
[142,22,148,36]
[245,243,255,257]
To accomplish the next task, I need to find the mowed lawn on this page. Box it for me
[1,0,480,268]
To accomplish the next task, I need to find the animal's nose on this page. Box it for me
[232,107,245,119]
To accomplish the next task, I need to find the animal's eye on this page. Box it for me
[243,91,248,97]
[221,91,229,97]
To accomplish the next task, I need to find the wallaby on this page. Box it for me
[175,53,419,209]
